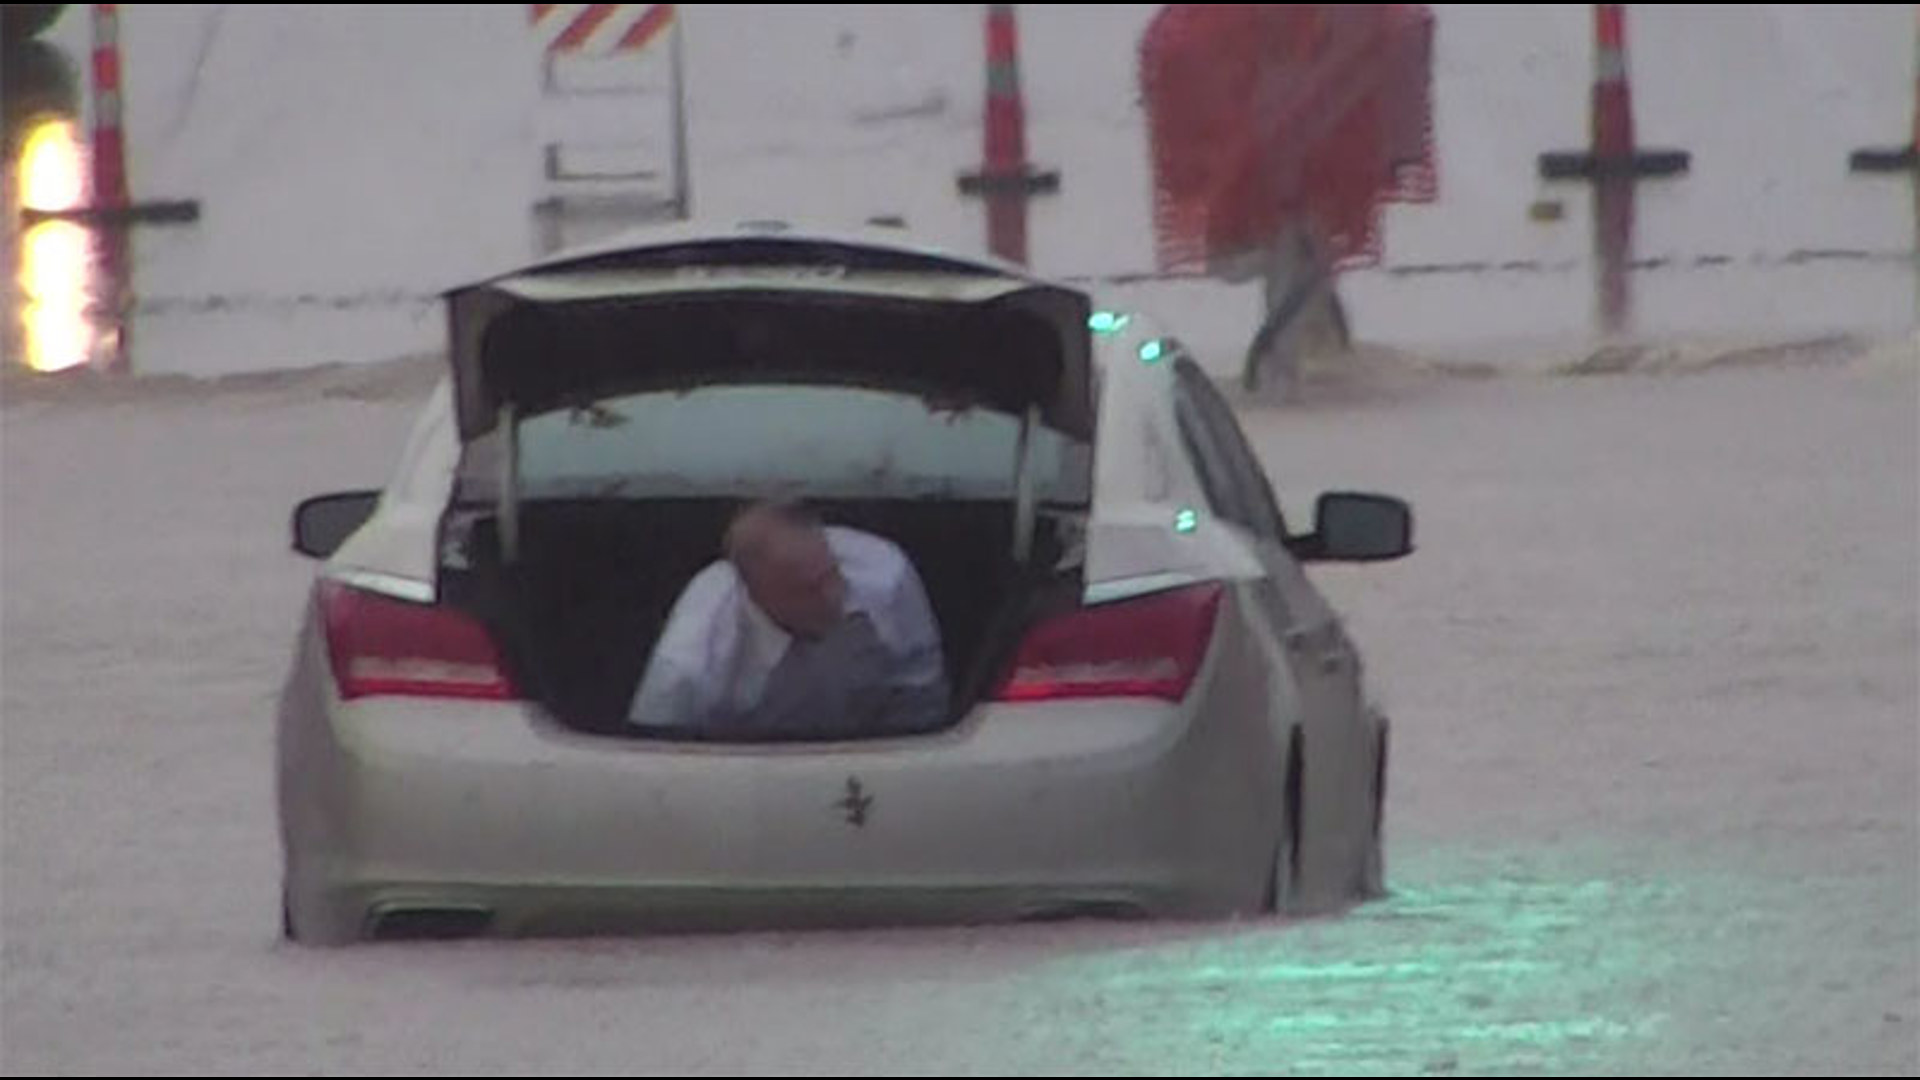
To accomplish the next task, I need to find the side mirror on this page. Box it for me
[291,491,381,559]
[1297,492,1413,563]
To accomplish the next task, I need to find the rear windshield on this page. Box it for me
[457,383,1091,504]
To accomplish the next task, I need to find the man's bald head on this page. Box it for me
[725,500,846,639]
[724,499,819,562]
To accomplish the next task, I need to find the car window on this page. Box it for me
[1172,374,1254,528]
[461,383,1091,503]
[1174,356,1288,540]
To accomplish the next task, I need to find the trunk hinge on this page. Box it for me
[1011,403,1040,564]
[498,402,521,564]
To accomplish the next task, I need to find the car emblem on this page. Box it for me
[835,776,873,828]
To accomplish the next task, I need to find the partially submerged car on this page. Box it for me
[276,222,1413,944]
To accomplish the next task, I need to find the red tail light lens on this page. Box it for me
[994,583,1224,703]
[319,581,517,701]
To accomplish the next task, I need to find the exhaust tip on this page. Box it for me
[1020,899,1148,923]
[367,905,494,941]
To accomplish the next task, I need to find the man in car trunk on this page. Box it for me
[626,499,951,740]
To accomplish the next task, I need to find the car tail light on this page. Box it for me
[319,581,518,701]
[993,583,1224,703]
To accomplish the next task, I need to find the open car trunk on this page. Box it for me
[446,249,1095,446]
[439,499,1082,738]
[431,232,1098,741]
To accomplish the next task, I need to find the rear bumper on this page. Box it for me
[281,690,1282,942]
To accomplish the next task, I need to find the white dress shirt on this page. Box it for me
[628,527,948,737]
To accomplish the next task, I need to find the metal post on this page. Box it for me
[669,12,691,221]
[91,2,132,371]
[1591,3,1634,336]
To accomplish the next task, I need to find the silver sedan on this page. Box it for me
[276,223,1413,944]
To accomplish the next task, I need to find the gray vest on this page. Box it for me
[712,613,948,740]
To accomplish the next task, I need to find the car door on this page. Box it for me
[1170,354,1374,896]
